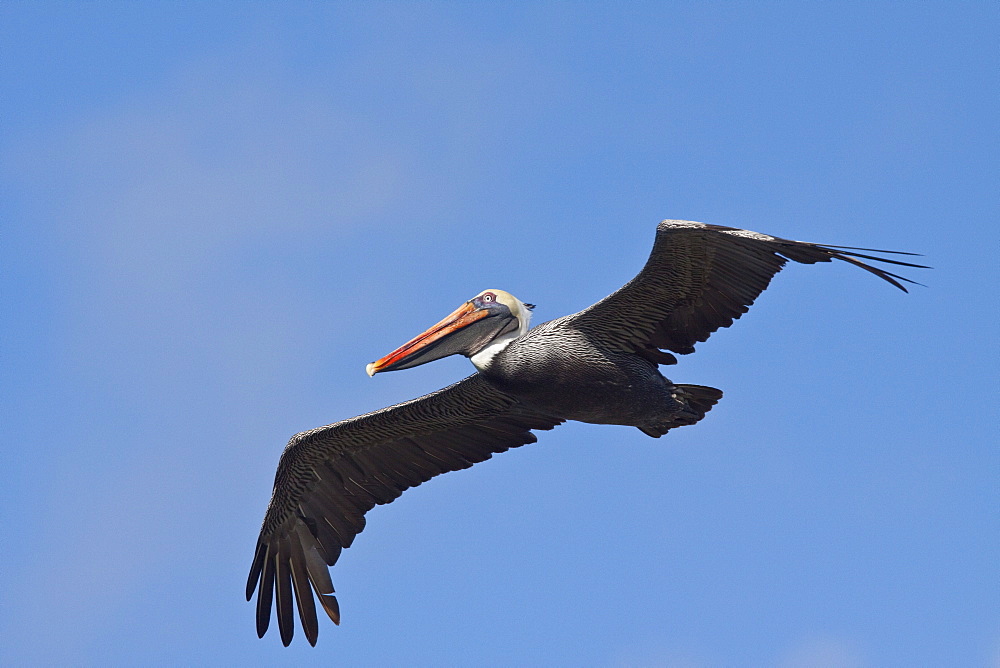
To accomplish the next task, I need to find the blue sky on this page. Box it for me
[2,3,997,666]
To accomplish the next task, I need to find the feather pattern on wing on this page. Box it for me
[246,373,563,646]
[566,220,927,356]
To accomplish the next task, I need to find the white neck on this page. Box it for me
[470,332,519,371]
[469,298,532,371]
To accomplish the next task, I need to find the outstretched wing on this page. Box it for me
[565,220,926,359]
[247,373,563,646]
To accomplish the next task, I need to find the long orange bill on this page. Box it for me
[366,302,488,376]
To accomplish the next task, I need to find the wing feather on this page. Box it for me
[567,220,926,356]
[254,543,274,638]
[289,540,319,646]
[274,539,295,645]
[247,373,563,645]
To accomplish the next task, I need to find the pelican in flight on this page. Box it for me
[247,220,924,645]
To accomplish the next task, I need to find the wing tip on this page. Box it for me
[319,593,342,626]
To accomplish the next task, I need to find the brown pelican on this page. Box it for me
[247,220,924,645]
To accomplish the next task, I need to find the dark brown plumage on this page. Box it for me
[248,220,924,645]
[569,222,919,358]
[247,375,563,646]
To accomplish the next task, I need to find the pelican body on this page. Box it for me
[368,289,718,436]
[248,220,925,645]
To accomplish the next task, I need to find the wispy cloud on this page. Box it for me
[778,635,865,668]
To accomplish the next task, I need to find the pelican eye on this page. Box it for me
[482,292,495,303]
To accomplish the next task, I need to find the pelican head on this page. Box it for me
[367,289,533,376]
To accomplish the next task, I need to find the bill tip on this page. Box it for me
[365,362,376,377]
